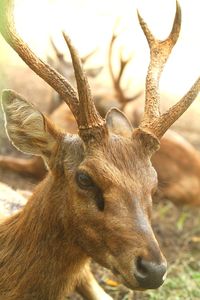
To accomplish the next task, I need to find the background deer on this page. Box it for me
[48,37,102,113]
[105,25,200,206]
[0,0,200,299]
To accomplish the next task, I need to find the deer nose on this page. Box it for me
[134,257,167,289]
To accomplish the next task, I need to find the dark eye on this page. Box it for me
[76,172,95,189]
[75,171,105,211]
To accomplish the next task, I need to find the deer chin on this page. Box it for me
[109,256,167,291]
[112,267,140,290]
[104,255,140,290]
[111,265,165,291]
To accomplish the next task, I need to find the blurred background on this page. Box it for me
[1,0,200,94]
[0,1,200,299]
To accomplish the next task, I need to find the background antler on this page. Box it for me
[0,0,106,140]
[50,36,102,77]
[108,25,142,109]
[50,38,65,61]
[138,1,200,139]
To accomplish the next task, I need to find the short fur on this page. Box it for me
[0,92,166,299]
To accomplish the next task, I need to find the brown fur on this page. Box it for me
[0,94,166,298]
[1,100,200,206]
[0,1,197,298]
[152,130,200,205]
[0,176,89,299]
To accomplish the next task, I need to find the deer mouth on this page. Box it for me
[112,266,140,290]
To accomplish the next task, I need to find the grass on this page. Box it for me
[144,258,200,300]
[138,201,200,300]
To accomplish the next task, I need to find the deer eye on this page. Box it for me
[76,172,95,189]
[76,171,105,210]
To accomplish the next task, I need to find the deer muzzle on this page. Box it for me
[107,215,167,290]
[134,256,167,289]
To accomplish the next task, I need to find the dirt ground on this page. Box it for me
[0,65,200,299]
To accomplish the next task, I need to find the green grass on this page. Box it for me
[145,264,200,300]
[131,201,200,300]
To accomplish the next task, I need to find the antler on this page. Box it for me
[50,38,65,61]
[108,27,142,109]
[0,0,106,140]
[62,32,105,134]
[53,34,97,65]
[80,48,98,65]
[56,33,102,78]
[138,0,200,139]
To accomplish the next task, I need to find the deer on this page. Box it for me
[0,0,200,299]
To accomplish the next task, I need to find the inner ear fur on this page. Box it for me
[105,108,134,138]
[1,89,61,159]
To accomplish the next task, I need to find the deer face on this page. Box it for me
[60,111,166,290]
[2,93,166,290]
[64,135,166,290]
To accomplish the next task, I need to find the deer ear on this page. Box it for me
[133,128,160,155]
[1,90,60,160]
[105,108,133,138]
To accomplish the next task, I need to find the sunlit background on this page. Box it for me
[0,0,200,96]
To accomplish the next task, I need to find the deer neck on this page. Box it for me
[0,174,88,300]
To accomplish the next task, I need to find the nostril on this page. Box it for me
[135,256,149,278]
[134,257,167,289]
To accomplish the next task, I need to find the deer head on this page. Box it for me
[0,0,199,291]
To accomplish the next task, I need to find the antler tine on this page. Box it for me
[108,30,118,85]
[0,0,79,119]
[62,31,97,65]
[117,48,132,85]
[62,32,105,134]
[80,48,98,65]
[138,0,181,127]
[118,49,142,105]
[117,50,141,108]
[154,77,200,138]
[50,37,64,60]
[108,32,130,104]
[108,25,141,108]
[62,32,102,78]
[50,37,72,71]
